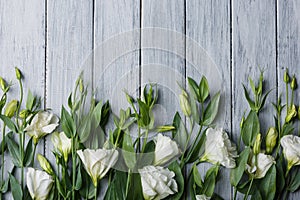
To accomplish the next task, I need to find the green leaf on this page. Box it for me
[202,92,220,126]
[172,113,188,150]
[241,111,260,146]
[56,177,67,198]
[1,178,9,193]
[122,132,136,170]
[93,101,103,126]
[242,85,256,111]
[78,114,92,143]
[61,106,76,138]
[0,138,7,155]
[165,161,184,200]
[137,99,150,127]
[259,90,272,111]
[248,77,256,95]
[202,165,219,197]
[275,155,285,196]
[188,77,200,101]
[282,123,294,136]
[6,135,22,167]
[193,164,203,188]
[230,147,251,187]
[67,93,73,110]
[0,115,17,133]
[26,89,35,110]
[100,101,110,128]
[199,76,210,103]
[24,138,34,167]
[138,141,155,167]
[75,164,82,190]
[288,167,300,192]
[9,173,23,200]
[126,173,143,200]
[187,129,207,163]
[258,165,276,199]
[104,171,127,200]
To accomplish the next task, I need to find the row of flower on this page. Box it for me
[0,68,300,200]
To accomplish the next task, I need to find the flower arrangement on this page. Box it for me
[0,67,299,200]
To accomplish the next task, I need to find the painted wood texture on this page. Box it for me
[0,0,300,199]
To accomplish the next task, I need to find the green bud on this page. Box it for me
[298,106,300,120]
[37,154,54,175]
[265,127,278,154]
[156,125,176,133]
[15,67,22,80]
[4,100,18,118]
[285,104,297,123]
[79,78,84,93]
[0,77,7,92]
[179,90,191,117]
[125,92,134,104]
[284,69,290,83]
[291,75,297,90]
[253,133,261,155]
[19,109,28,119]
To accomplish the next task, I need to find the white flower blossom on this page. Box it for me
[196,194,211,200]
[51,131,72,162]
[77,148,118,186]
[139,165,178,200]
[154,134,180,166]
[246,153,275,179]
[25,111,59,143]
[202,128,238,168]
[280,135,300,171]
[26,168,54,200]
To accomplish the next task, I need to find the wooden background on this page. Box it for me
[1,0,300,199]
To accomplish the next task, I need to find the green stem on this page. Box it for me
[1,125,6,187]
[244,178,254,200]
[71,136,77,200]
[32,143,37,167]
[291,90,294,108]
[233,186,238,200]
[114,128,121,148]
[286,83,289,115]
[94,184,97,200]
[184,124,203,165]
[125,169,131,198]
[141,129,149,153]
[16,79,23,130]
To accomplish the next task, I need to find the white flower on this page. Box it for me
[77,148,118,186]
[196,194,211,200]
[246,153,275,179]
[138,165,178,200]
[51,131,72,162]
[25,111,59,143]
[202,128,238,168]
[153,134,180,166]
[280,135,300,171]
[26,168,54,200]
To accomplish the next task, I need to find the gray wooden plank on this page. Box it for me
[45,0,93,176]
[0,0,45,198]
[186,0,231,199]
[278,0,300,199]
[94,0,140,198]
[232,0,276,198]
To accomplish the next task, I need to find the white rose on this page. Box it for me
[77,148,118,186]
[26,168,54,200]
[246,153,275,179]
[51,131,72,162]
[280,135,300,171]
[138,165,178,200]
[202,128,238,168]
[153,134,180,166]
[25,111,59,143]
[196,194,211,200]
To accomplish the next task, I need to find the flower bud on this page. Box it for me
[285,104,297,123]
[79,78,84,93]
[0,77,7,92]
[265,127,278,154]
[284,69,290,83]
[4,100,18,118]
[37,154,54,175]
[298,106,300,120]
[125,92,134,105]
[253,134,261,155]
[179,90,191,117]
[15,67,22,80]
[291,75,297,90]
[19,109,28,119]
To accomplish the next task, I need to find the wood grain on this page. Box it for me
[278,0,300,199]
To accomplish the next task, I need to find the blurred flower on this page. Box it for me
[265,127,278,154]
[4,100,18,118]
[51,131,71,163]
[202,128,238,168]
[246,153,275,179]
[280,135,300,171]
[25,111,59,144]
[196,194,211,200]
[26,167,54,200]
[138,165,178,200]
[153,134,180,166]
[77,148,118,187]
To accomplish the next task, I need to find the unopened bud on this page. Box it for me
[15,67,22,80]
[4,100,18,118]
[0,77,7,92]
[79,78,84,93]
[284,69,290,83]
[265,127,278,154]
[253,134,261,155]
[125,92,134,104]
[291,75,297,90]
[285,104,297,123]
[19,109,28,119]
[298,106,300,120]
[37,154,54,175]
[179,90,191,117]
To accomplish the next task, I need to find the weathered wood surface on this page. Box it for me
[0,0,300,199]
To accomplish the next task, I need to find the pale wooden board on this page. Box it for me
[186,0,231,199]
[232,0,277,199]
[278,0,300,199]
[0,1,45,198]
[45,0,93,184]
[93,0,140,198]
